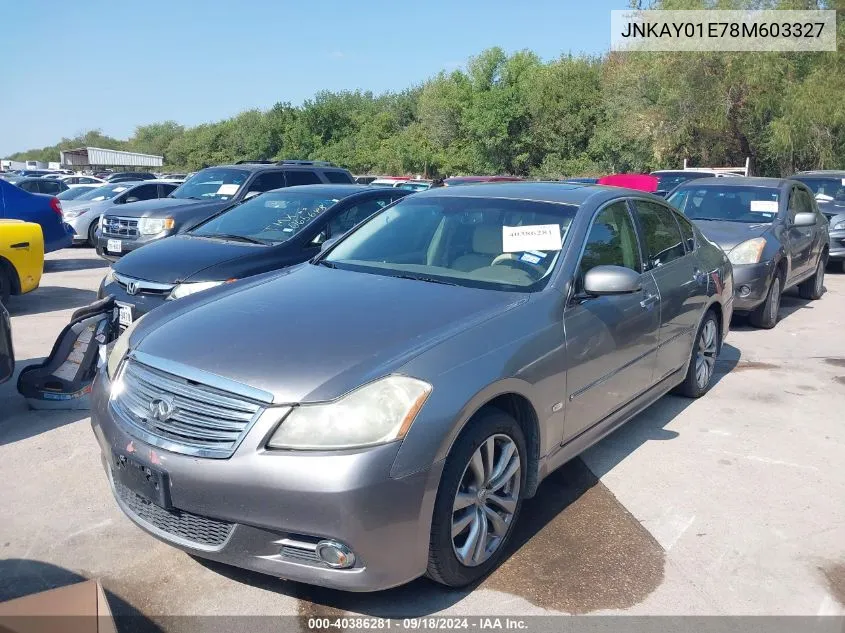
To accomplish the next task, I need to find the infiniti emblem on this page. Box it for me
[149,397,175,422]
[125,280,140,296]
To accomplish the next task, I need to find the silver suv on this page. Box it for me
[91,183,733,591]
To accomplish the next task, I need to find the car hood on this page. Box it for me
[113,234,260,284]
[817,199,845,222]
[104,197,226,218]
[132,264,526,403]
[691,220,771,251]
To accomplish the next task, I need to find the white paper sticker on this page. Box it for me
[217,184,239,195]
[841,178,845,186]
[502,225,562,253]
[526,250,548,258]
[750,200,778,213]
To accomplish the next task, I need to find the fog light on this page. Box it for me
[315,540,355,569]
[738,285,751,297]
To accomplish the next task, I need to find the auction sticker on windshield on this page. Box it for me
[217,184,239,195]
[750,200,778,213]
[503,225,562,252]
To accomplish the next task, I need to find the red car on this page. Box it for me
[597,174,659,193]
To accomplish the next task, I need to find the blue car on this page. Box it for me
[0,178,73,252]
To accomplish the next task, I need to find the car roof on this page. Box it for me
[269,184,395,197]
[411,181,664,205]
[212,162,349,172]
[792,170,845,177]
[672,176,791,189]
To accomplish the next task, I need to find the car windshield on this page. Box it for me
[668,186,780,223]
[169,168,248,201]
[791,177,845,202]
[191,190,341,243]
[399,182,431,191]
[57,187,93,200]
[75,183,132,202]
[323,196,576,291]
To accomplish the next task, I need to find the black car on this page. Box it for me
[789,170,845,272]
[0,300,13,384]
[96,161,356,262]
[668,177,829,328]
[105,172,157,183]
[98,184,409,323]
[9,177,69,195]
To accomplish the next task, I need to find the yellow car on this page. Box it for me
[0,219,44,302]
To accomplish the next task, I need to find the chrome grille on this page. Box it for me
[102,215,139,238]
[111,359,264,458]
[113,478,233,547]
[114,272,174,295]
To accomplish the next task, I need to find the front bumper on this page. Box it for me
[65,214,97,243]
[96,230,173,261]
[99,279,170,319]
[828,230,845,260]
[89,371,442,591]
[731,261,774,312]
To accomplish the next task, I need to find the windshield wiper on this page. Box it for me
[199,233,267,245]
[393,273,458,286]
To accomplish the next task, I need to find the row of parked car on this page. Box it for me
[18,159,818,593]
[0,155,835,591]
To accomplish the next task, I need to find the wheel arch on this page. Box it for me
[0,256,21,295]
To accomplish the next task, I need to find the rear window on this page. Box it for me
[285,170,322,186]
[324,171,354,184]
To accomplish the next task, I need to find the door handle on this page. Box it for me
[10,242,29,249]
[640,293,659,309]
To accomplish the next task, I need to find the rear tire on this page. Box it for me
[426,408,526,588]
[798,256,826,300]
[749,274,781,329]
[676,310,720,398]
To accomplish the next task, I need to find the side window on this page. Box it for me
[634,200,687,268]
[285,170,321,186]
[127,184,158,202]
[158,183,178,197]
[41,181,60,194]
[676,213,696,252]
[19,181,38,193]
[788,186,813,220]
[324,170,354,184]
[247,171,285,194]
[327,199,385,237]
[578,201,642,288]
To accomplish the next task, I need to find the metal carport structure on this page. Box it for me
[60,147,163,170]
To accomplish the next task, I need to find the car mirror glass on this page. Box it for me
[125,196,139,204]
[243,191,261,201]
[792,212,816,227]
[583,265,642,296]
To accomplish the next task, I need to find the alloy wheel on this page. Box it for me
[769,279,781,323]
[695,319,718,389]
[814,261,824,296]
[451,434,521,567]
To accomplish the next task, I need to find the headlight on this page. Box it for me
[833,220,845,231]
[728,238,767,265]
[267,376,432,450]
[138,217,175,235]
[106,316,144,380]
[167,280,225,300]
[63,207,89,219]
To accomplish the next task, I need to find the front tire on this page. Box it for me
[749,274,781,329]
[426,408,526,587]
[676,310,720,398]
[799,256,826,300]
[87,221,99,248]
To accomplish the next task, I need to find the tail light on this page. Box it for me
[49,197,63,218]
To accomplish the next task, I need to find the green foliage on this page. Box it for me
[7,27,845,176]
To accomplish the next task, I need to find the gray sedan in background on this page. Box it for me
[91,183,733,591]
[62,181,179,246]
[668,177,829,328]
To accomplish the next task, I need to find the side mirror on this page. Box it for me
[124,196,140,204]
[242,191,261,201]
[792,212,816,227]
[320,236,340,252]
[583,265,642,296]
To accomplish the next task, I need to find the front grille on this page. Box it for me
[113,478,233,547]
[114,273,174,296]
[111,359,264,458]
[102,215,139,238]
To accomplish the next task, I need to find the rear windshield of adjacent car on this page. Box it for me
[74,183,132,201]
[791,177,845,202]
[169,168,249,201]
[668,186,780,223]
[324,171,354,184]
[653,172,708,193]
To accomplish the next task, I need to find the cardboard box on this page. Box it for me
[0,579,117,633]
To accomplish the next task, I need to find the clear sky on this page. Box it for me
[0,0,626,157]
